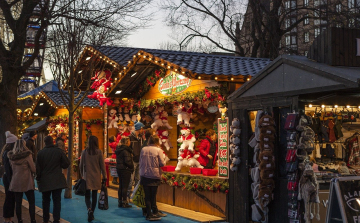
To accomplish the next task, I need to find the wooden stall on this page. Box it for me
[80,45,271,220]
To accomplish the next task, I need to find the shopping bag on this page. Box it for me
[132,184,146,208]
[98,180,109,210]
[73,179,86,196]
[131,181,140,199]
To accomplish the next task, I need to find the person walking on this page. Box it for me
[36,136,70,223]
[128,121,145,199]
[79,136,107,222]
[139,135,166,221]
[197,129,218,169]
[115,136,134,208]
[1,131,17,223]
[8,139,36,223]
[26,131,37,163]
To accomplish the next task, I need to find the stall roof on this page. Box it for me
[25,118,47,132]
[93,46,271,77]
[228,55,360,101]
[18,80,59,99]
[44,91,101,107]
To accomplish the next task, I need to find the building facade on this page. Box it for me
[238,0,360,57]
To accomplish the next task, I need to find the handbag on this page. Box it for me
[131,181,141,199]
[132,184,146,208]
[73,179,86,196]
[98,180,109,210]
[284,114,298,131]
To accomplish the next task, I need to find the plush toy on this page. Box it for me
[160,110,173,129]
[122,107,131,122]
[230,144,240,156]
[175,149,190,171]
[130,111,138,123]
[230,118,241,136]
[117,107,124,122]
[187,151,204,168]
[177,127,196,152]
[230,135,241,145]
[157,129,171,151]
[87,70,113,106]
[163,151,170,164]
[151,114,163,131]
[177,103,192,126]
[109,136,117,159]
[230,156,240,171]
[108,108,118,129]
[172,104,179,117]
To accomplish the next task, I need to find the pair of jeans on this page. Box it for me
[85,190,98,212]
[117,169,132,201]
[128,162,139,197]
[14,190,35,222]
[3,176,15,218]
[143,185,159,217]
[42,188,62,223]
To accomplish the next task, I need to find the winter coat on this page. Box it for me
[80,149,106,190]
[8,150,36,192]
[197,137,218,167]
[26,138,36,162]
[36,144,70,192]
[2,149,13,188]
[56,138,66,152]
[115,145,134,172]
[129,132,143,163]
[139,145,165,180]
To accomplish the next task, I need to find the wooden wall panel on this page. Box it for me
[53,108,68,116]
[81,107,105,152]
[157,184,174,205]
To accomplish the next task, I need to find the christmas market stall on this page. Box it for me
[23,90,103,177]
[81,45,271,219]
[226,28,360,223]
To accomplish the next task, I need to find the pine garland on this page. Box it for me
[161,173,229,194]
[130,68,166,99]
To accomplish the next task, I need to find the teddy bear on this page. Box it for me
[162,151,170,164]
[175,149,190,171]
[230,118,241,136]
[130,111,138,123]
[157,129,171,151]
[117,107,124,122]
[159,110,173,129]
[122,107,131,122]
[230,156,241,171]
[177,127,196,152]
[186,151,204,169]
[230,144,240,156]
[108,108,118,129]
[151,114,163,131]
[88,70,113,106]
[230,135,241,145]
[177,103,192,126]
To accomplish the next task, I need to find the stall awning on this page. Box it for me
[228,55,360,101]
[25,118,47,132]
[18,80,59,100]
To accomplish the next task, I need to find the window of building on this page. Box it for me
[336,4,341,12]
[349,18,355,28]
[304,51,308,56]
[285,1,290,9]
[291,0,297,9]
[291,35,297,45]
[286,36,291,46]
[314,0,320,7]
[304,0,309,6]
[315,28,320,38]
[336,23,342,28]
[285,19,291,29]
[304,14,309,25]
[304,32,310,42]
[349,0,355,8]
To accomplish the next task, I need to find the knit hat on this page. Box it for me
[5,131,18,144]
[21,133,29,140]
[134,121,145,131]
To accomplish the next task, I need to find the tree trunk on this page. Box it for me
[64,110,74,198]
[0,68,21,146]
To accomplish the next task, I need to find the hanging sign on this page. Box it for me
[218,117,229,178]
[158,71,191,96]
[326,176,360,223]
[357,38,360,56]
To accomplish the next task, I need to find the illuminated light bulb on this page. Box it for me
[215,77,218,80]
[309,104,312,108]
[115,78,118,81]
[198,76,201,79]
[347,105,350,108]
[168,66,171,69]
[231,77,234,81]
[155,61,158,63]
[100,56,102,58]
[86,57,91,60]
[133,55,136,58]
[247,77,251,81]
[149,58,152,60]
[161,63,164,66]
[175,69,177,71]
[143,56,146,58]
[182,71,185,74]
[335,105,338,108]
[321,105,325,108]
[124,67,126,70]
[138,53,141,55]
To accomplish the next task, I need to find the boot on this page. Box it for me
[112,177,119,185]
[121,200,132,208]
[118,200,122,208]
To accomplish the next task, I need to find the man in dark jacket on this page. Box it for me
[26,131,37,162]
[36,136,70,223]
[127,121,145,198]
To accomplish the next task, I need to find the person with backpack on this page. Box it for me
[8,139,36,223]
[79,136,107,222]
[197,129,218,169]
[36,136,70,223]
[1,131,17,223]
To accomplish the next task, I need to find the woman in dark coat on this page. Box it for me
[1,131,17,223]
[115,136,134,208]
[197,129,218,169]
[79,136,106,222]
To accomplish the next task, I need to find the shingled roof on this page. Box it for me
[44,91,100,107]
[93,46,271,77]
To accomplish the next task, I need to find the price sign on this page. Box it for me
[218,117,229,178]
